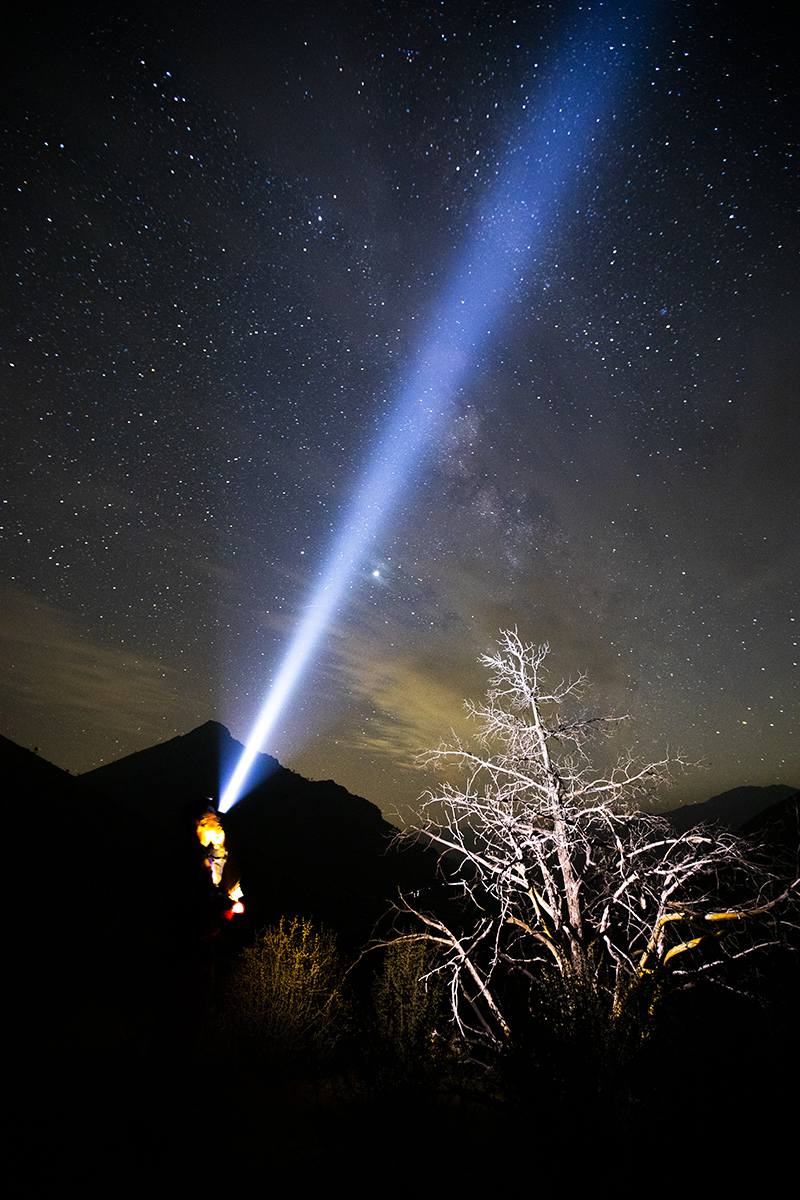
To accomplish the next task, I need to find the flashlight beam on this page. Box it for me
[219,3,651,811]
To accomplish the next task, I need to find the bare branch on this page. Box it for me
[394,631,798,1050]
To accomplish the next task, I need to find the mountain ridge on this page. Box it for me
[662,783,798,833]
[78,719,797,835]
[77,720,426,948]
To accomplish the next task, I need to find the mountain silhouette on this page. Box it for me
[79,720,434,948]
[7,719,442,1116]
[81,719,269,828]
[6,731,173,1074]
[663,784,798,834]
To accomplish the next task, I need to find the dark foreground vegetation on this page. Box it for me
[15,898,799,1187]
[8,695,799,1185]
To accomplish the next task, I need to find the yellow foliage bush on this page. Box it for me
[225,917,349,1067]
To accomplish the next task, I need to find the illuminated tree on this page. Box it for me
[395,631,798,1052]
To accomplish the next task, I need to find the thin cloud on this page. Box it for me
[0,587,203,770]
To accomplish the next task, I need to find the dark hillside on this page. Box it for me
[663,784,797,833]
[81,720,436,949]
[6,732,173,1096]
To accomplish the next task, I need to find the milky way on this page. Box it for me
[2,1,797,818]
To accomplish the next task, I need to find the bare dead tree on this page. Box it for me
[396,631,798,1051]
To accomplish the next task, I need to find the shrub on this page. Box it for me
[370,937,450,1090]
[225,917,349,1070]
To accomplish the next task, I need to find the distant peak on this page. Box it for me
[180,720,283,775]
[188,720,233,737]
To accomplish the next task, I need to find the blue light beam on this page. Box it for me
[219,3,651,810]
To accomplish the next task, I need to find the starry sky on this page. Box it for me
[2,0,797,821]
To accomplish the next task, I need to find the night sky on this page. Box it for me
[2,1,797,821]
